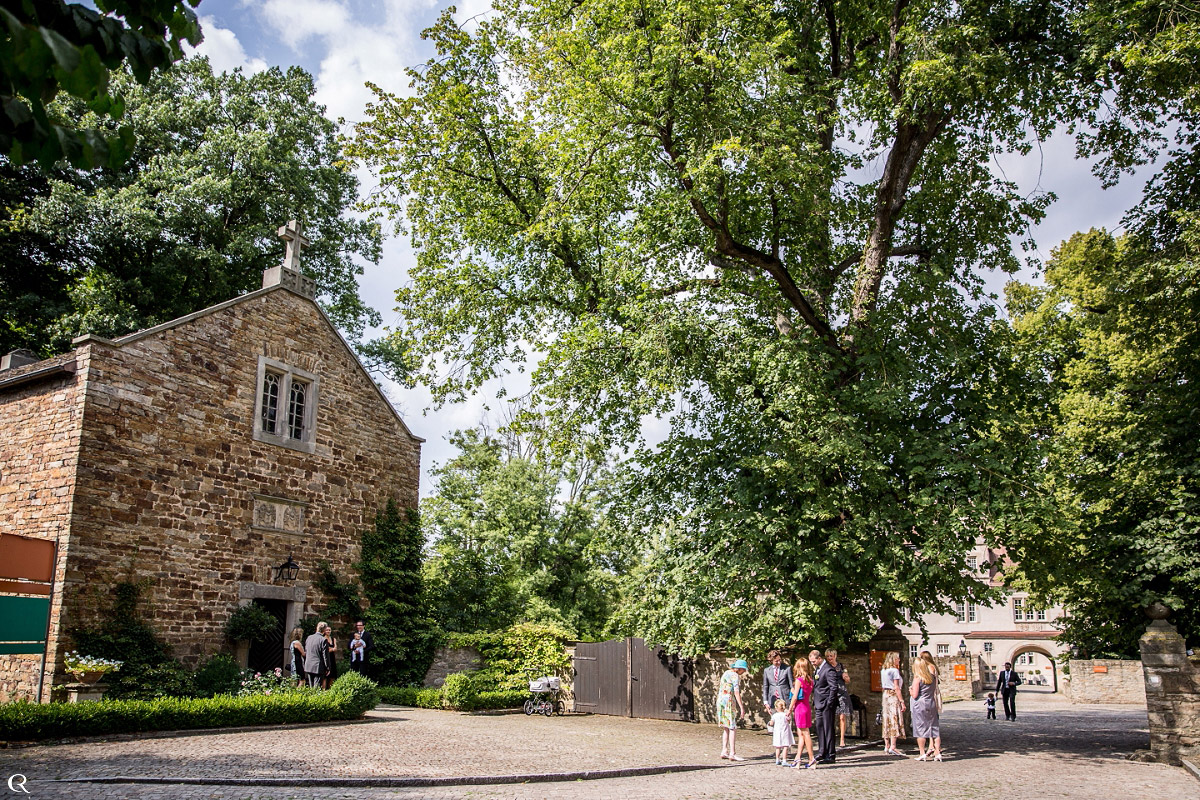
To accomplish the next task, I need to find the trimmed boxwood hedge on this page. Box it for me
[0,672,380,742]
[377,684,524,711]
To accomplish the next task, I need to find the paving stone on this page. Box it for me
[8,695,1196,799]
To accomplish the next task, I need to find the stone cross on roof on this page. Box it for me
[277,219,311,271]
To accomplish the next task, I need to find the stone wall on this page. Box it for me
[422,646,483,688]
[0,354,85,700]
[932,655,983,703]
[0,287,422,697]
[1139,617,1200,765]
[1064,659,1146,705]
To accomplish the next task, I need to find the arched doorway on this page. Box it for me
[1006,644,1058,692]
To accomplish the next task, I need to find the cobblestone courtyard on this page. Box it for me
[7,695,1195,799]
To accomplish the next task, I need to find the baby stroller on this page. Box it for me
[524,675,565,716]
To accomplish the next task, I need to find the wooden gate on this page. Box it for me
[573,637,694,721]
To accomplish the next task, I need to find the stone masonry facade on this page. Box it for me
[1139,617,1200,765]
[1060,659,1146,705]
[0,282,422,700]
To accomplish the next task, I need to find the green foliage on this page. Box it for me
[376,682,524,711]
[422,429,623,639]
[223,604,278,643]
[69,581,188,700]
[378,685,443,708]
[0,1,202,168]
[445,623,572,691]
[314,561,362,636]
[439,671,478,709]
[0,55,382,358]
[358,500,439,687]
[0,679,376,741]
[1006,224,1200,657]
[191,655,243,699]
[348,0,1091,654]
[327,671,380,716]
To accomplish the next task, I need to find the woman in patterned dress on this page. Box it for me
[716,659,749,760]
[879,651,906,755]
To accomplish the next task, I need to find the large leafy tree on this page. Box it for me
[1005,226,1200,658]
[422,428,621,639]
[0,0,202,167]
[349,0,1111,654]
[1,55,381,357]
[1001,0,1200,656]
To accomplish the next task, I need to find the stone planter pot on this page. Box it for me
[70,670,108,685]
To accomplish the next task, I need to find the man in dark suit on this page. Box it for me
[762,649,793,717]
[996,661,1022,720]
[812,648,844,763]
[355,619,374,676]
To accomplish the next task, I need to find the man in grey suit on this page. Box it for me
[304,621,329,689]
[762,649,793,716]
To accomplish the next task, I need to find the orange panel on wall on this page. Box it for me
[869,650,887,692]
[0,533,55,583]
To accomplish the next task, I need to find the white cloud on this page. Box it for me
[256,0,436,123]
[259,0,351,50]
[190,17,268,75]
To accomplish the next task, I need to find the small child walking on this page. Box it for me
[771,699,796,765]
[985,692,997,720]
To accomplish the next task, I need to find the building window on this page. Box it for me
[1036,608,1047,621]
[937,644,949,657]
[969,603,978,623]
[967,555,977,571]
[983,642,993,653]
[260,371,281,434]
[287,379,308,439]
[1013,597,1025,621]
[910,644,919,660]
[955,602,966,624]
[253,357,319,453]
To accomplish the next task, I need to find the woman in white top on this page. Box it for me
[880,651,906,755]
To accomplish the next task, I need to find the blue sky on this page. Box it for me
[186,1,1158,492]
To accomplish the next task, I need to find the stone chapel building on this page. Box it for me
[0,229,422,701]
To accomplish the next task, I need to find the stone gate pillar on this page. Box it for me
[1138,603,1200,765]
[866,623,911,741]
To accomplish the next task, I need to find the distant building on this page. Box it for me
[0,229,423,702]
[899,540,1067,692]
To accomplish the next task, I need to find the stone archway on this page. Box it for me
[1006,644,1058,693]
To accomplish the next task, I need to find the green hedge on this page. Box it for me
[377,683,524,711]
[0,672,379,742]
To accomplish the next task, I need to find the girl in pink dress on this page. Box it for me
[788,657,817,768]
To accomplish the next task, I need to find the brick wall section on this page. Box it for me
[0,353,86,700]
[422,646,483,688]
[1064,659,1146,705]
[1,287,421,698]
[1139,620,1200,765]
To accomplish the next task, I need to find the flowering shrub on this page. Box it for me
[63,652,123,676]
[237,667,303,697]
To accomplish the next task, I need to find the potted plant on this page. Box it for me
[63,652,123,684]
[224,604,279,667]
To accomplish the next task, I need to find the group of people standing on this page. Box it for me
[289,619,374,689]
[717,648,946,765]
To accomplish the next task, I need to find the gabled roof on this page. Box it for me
[70,283,424,443]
